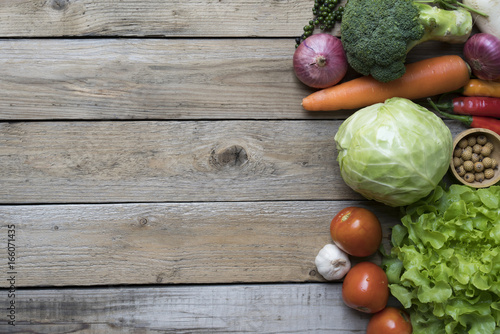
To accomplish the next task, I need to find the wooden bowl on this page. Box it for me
[450,128,500,188]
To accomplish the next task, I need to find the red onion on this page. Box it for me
[293,33,348,89]
[464,33,500,81]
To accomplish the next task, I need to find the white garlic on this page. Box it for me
[314,243,351,280]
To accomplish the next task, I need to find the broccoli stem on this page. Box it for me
[406,3,473,51]
[414,0,488,17]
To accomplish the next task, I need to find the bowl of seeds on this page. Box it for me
[451,128,500,188]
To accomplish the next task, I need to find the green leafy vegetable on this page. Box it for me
[384,184,500,333]
[334,97,452,207]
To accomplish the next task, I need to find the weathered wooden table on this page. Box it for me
[0,1,469,333]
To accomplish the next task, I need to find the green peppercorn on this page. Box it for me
[296,0,344,46]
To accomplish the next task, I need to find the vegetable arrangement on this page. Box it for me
[314,206,383,282]
[315,207,411,331]
[296,0,500,333]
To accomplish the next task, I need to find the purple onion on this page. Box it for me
[464,33,500,81]
[293,33,348,89]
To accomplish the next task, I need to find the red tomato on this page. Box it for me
[342,262,389,313]
[330,206,382,257]
[367,307,412,334]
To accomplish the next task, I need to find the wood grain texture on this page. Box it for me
[0,201,400,287]
[0,284,378,333]
[0,39,463,121]
[0,0,315,37]
[0,120,355,204]
[0,39,310,120]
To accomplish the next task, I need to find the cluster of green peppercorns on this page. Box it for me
[453,134,498,183]
[295,0,345,48]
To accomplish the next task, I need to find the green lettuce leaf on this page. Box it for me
[385,185,500,333]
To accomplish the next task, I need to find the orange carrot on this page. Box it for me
[302,55,471,111]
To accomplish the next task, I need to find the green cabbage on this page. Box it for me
[384,185,500,334]
[334,97,452,207]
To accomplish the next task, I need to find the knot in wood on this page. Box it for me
[210,145,248,168]
[51,0,69,10]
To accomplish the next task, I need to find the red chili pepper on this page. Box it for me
[438,111,500,136]
[435,97,500,117]
[427,98,500,135]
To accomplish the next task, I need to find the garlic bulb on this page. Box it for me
[315,244,351,280]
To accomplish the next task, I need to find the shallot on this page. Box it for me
[293,33,348,89]
[464,33,500,80]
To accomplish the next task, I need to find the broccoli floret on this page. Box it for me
[340,0,473,82]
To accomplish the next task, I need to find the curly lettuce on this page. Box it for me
[384,184,500,334]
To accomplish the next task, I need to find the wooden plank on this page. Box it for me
[0,39,464,121]
[0,284,379,333]
[0,38,312,121]
[0,0,315,38]
[0,120,469,204]
[0,120,353,203]
[0,201,400,287]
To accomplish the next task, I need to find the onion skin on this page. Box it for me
[464,33,500,81]
[293,33,348,89]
